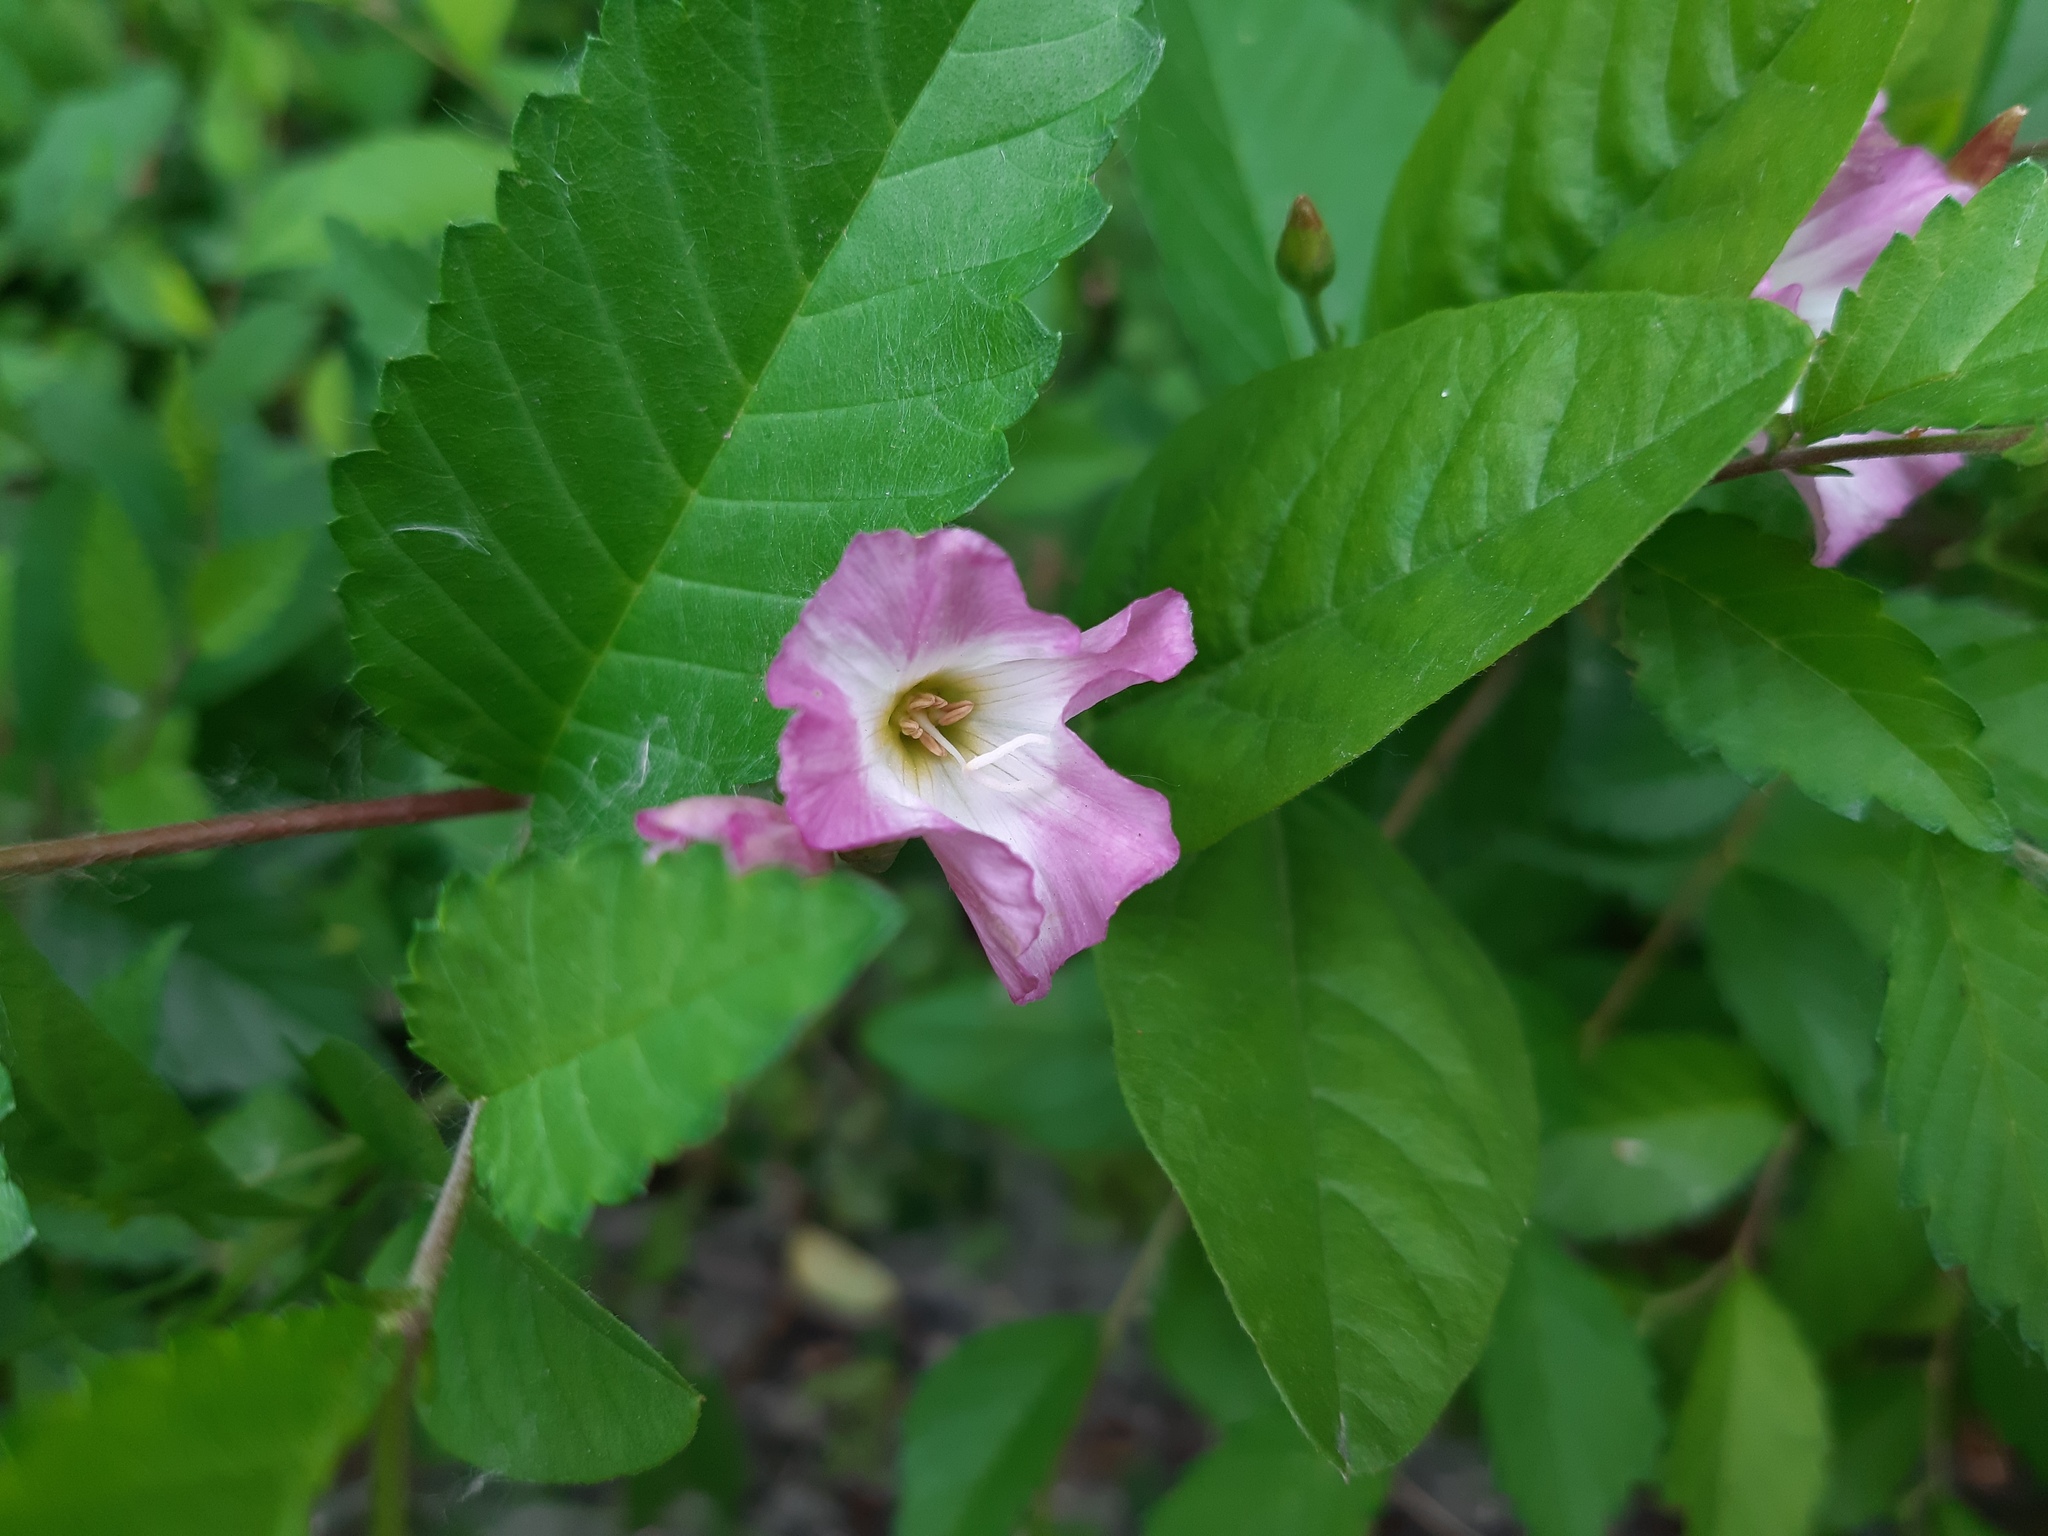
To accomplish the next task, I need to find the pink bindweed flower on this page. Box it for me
[765,527,1194,1004]
[1755,100,2023,565]
[636,795,832,877]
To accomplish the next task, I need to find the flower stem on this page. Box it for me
[1100,1194,1186,1356]
[1298,290,1334,352]
[1380,645,1530,842]
[1579,782,1781,1058]
[0,788,528,879]
[1714,426,2031,483]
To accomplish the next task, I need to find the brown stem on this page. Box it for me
[0,788,528,878]
[1731,1122,1803,1270]
[1380,645,1531,842]
[1714,427,2031,484]
[1580,782,1782,1058]
[1099,1195,1186,1355]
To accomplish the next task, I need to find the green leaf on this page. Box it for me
[1705,870,1885,1143]
[6,65,180,264]
[1883,833,2048,1352]
[418,1205,699,1482]
[188,530,314,661]
[306,1038,449,1184]
[1083,292,1811,852]
[1801,164,2048,439]
[1819,1364,1926,1534]
[1099,791,1537,1473]
[334,0,1157,843]
[1884,0,2008,148]
[404,842,900,1231]
[1537,1034,1788,1243]
[1939,626,2048,847]
[1663,1270,1831,1536]
[88,922,185,1066]
[1149,1229,1283,1427]
[235,129,511,274]
[1140,1414,1386,1536]
[0,909,279,1222]
[1965,1310,2048,1476]
[423,0,515,71]
[1981,0,2048,124]
[0,1065,34,1266]
[1768,1131,1936,1356]
[862,957,1136,1155]
[895,1314,1099,1536]
[1476,1231,1662,1536]
[1366,0,1913,331]
[74,490,172,694]
[0,1305,394,1533]
[1620,512,2010,852]
[1124,0,1434,390]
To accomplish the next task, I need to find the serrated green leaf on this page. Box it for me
[1476,1231,1663,1536]
[1768,1130,1935,1357]
[1802,164,2048,439]
[1940,626,2048,846]
[1883,833,2048,1352]
[1367,0,1911,331]
[0,909,280,1222]
[404,842,900,1231]
[418,1204,699,1482]
[1706,870,1885,1143]
[1663,1270,1830,1536]
[0,1305,393,1533]
[1537,1034,1787,1243]
[306,1039,449,1185]
[896,1314,1099,1536]
[1148,1230,1282,1427]
[1099,791,1537,1473]
[862,956,1135,1155]
[1621,512,2009,851]
[1124,0,1434,390]
[1083,292,1810,852]
[334,0,1157,844]
[1141,1413,1386,1536]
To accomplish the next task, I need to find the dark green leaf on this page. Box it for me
[418,1205,700,1482]
[1367,0,1912,330]
[1140,1414,1386,1536]
[1819,1364,1925,1534]
[1476,1231,1663,1536]
[0,909,281,1221]
[895,1314,1099,1536]
[1801,164,2048,439]
[1125,0,1434,390]
[1883,833,2048,1351]
[7,65,179,264]
[861,957,1136,1155]
[334,0,1157,843]
[306,1038,449,1184]
[0,1065,32,1265]
[1663,1270,1830,1536]
[1148,1229,1283,1426]
[87,923,184,1066]
[1883,0,2008,148]
[1100,792,1537,1473]
[1966,1310,2048,1477]
[404,842,900,1231]
[1940,627,2048,847]
[0,1305,394,1533]
[1084,292,1811,852]
[1537,1035,1787,1242]
[1768,1131,1936,1357]
[1705,870,1885,1143]
[1621,512,2009,851]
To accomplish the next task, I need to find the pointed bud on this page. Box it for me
[1951,106,2028,189]
[1276,195,1336,297]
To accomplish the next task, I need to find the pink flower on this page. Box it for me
[765,528,1194,1004]
[1755,100,2021,564]
[636,795,832,877]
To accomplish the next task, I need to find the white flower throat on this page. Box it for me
[895,691,1046,793]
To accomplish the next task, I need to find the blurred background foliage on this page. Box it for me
[5,1,2048,1534]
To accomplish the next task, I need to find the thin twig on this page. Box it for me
[1391,1476,1485,1536]
[399,1100,482,1338]
[1731,1122,1804,1269]
[1580,782,1782,1058]
[1714,426,2031,483]
[0,788,528,878]
[1100,1195,1186,1355]
[1381,646,1531,842]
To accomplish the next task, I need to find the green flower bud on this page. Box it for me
[1275,195,1335,297]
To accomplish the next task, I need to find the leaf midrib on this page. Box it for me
[522,1,984,786]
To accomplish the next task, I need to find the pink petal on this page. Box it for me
[635,796,833,876]
[1788,442,1965,566]
[1060,590,1197,718]
[1755,97,1978,333]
